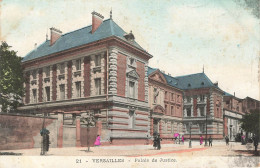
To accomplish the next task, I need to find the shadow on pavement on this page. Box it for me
[0,152,22,156]
[79,150,94,153]
[233,150,260,156]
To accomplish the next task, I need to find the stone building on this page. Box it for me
[17,11,259,148]
[242,97,260,114]
[147,67,184,140]
[174,72,225,140]
[19,11,152,146]
[147,67,225,140]
[223,92,244,141]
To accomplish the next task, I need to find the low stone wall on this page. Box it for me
[110,138,148,145]
[0,113,58,150]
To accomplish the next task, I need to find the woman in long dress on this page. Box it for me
[200,135,203,145]
[94,135,101,146]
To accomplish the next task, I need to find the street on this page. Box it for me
[0,141,258,157]
[0,141,259,168]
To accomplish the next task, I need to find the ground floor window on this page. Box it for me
[186,124,191,133]
[200,124,205,133]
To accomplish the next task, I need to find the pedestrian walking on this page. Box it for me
[208,136,213,147]
[157,134,162,150]
[253,135,259,154]
[94,135,101,146]
[225,136,229,145]
[174,136,177,144]
[182,135,184,144]
[153,135,158,149]
[200,135,203,145]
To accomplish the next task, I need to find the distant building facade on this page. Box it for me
[223,92,244,141]
[178,76,224,140]
[148,68,183,140]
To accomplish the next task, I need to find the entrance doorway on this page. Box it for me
[153,119,159,135]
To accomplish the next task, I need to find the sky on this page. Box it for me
[1,0,259,100]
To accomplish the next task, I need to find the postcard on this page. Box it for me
[0,0,259,167]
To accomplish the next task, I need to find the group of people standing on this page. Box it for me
[199,135,213,147]
[174,135,185,144]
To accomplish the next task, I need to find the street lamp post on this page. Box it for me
[189,122,192,148]
[205,114,208,146]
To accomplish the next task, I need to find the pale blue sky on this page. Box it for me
[1,0,259,100]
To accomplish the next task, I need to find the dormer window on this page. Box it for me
[124,30,135,42]
[201,82,204,85]
[188,83,191,87]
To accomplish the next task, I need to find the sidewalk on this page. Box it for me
[0,141,257,156]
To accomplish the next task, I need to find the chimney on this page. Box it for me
[214,82,218,87]
[91,11,104,34]
[50,27,62,46]
[234,92,235,97]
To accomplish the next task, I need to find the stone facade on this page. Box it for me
[20,12,152,145]
[223,94,244,141]
[148,69,183,140]
[182,88,224,140]
[17,11,260,148]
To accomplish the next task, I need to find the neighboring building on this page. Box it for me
[147,67,225,140]
[242,97,260,114]
[223,92,244,141]
[174,72,224,140]
[19,11,152,145]
[148,67,183,140]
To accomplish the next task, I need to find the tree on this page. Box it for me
[241,109,260,137]
[0,41,25,112]
[80,113,96,152]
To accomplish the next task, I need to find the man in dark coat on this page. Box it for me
[208,136,213,147]
[153,135,158,149]
[225,136,229,145]
[253,135,259,154]
[157,134,162,150]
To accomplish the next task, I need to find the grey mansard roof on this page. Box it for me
[148,67,223,91]
[23,19,146,62]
